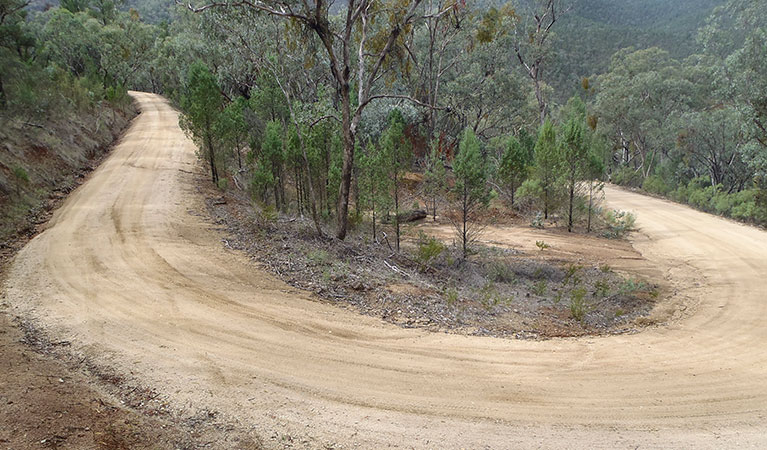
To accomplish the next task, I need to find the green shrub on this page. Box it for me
[488,261,515,283]
[603,209,636,238]
[563,264,582,285]
[12,166,30,197]
[307,249,330,265]
[593,279,610,297]
[570,287,588,321]
[612,166,643,187]
[619,278,647,294]
[642,174,670,195]
[516,178,543,211]
[445,287,459,306]
[415,232,446,269]
[532,280,547,296]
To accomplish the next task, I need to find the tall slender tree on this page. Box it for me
[380,109,412,252]
[533,119,560,219]
[179,62,224,185]
[453,127,489,259]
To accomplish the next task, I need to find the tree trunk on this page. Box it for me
[206,134,218,185]
[394,176,400,252]
[0,73,6,108]
[587,181,593,233]
[534,79,546,126]
[462,185,468,259]
[568,180,574,232]
[336,85,355,240]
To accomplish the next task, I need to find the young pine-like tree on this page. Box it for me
[217,97,249,172]
[263,120,287,209]
[380,109,412,252]
[453,128,489,259]
[358,141,389,242]
[560,117,589,232]
[499,135,533,207]
[259,120,285,209]
[179,62,224,186]
[533,119,560,219]
[423,142,447,221]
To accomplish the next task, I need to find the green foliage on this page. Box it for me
[532,120,561,219]
[379,109,412,251]
[423,142,446,220]
[619,278,648,295]
[499,134,533,206]
[179,61,224,184]
[593,279,610,297]
[603,210,636,238]
[570,287,588,322]
[453,128,489,205]
[415,232,446,269]
[445,287,459,306]
[307,249,330,266]
[532,280,547,296]
[488,261,515,283]
[642,174,671,195]
[453,127,489,259]
[535,240,549,251]
[11,165,29,197]
[560,113,590,231]
[563,264,582,285]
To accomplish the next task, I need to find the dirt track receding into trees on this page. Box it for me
[4,92,767,448]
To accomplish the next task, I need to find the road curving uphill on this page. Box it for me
[4,92,767,448]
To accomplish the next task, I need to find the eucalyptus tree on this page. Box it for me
[0,0,32,107]
[677,107,750,192]
[182,0,457,240]
[594,47,696,179]
[511,0,572,125]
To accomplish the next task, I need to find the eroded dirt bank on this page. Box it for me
[3,92,767,448]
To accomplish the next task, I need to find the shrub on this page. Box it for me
[445,287,459,306]
[307,249,330,265]
[593,279,610,297]
[603,209,636,238]
[612,166,643,187]
[515,178,544,212]
[570,287,588,321]
[619,278,647,294]
[488,261,515,283]
[535,240,550,251]
[415,232,446,269]
[12,166,29,197]
[563,264,582,285]
[532,280,547,296]
[642,174,670,195]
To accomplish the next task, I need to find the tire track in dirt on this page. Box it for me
[3,92,767,448]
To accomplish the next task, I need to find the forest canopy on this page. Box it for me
[3,0,766,234]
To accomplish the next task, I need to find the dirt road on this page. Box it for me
[4,92,767,448]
